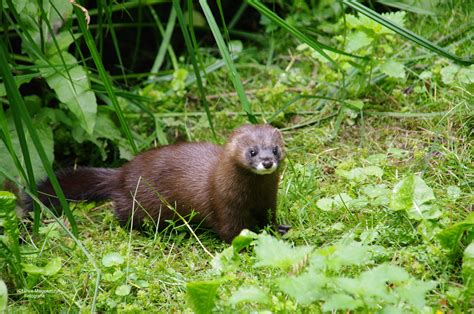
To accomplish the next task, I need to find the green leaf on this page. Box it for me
[254,234,313,270]
[345,31,373,53]
[336,166,384,182]
[231,229,258,252]
[366,153,387,165]
[0,73,35,97]
[103,270,124,282]
[102,252,125,267]
[396,280,437,309]
[390,174,440,220]
[345,99,365,111]
[458,65,474,85]
[316,197,334,211]
[37,52,97,134]
[115,284,131,296]
[229,286,270,305]
[440,64,460,84]
[362,184,390,199]
[322,293,362,311]
[277,272,329,305]
[211,247,237,274]
[446,186,461,201]
[388,147,409,158]
[0,110,54,183]
[380,59,406,79]
[186,281,220,314]
[320,241,371,270]
[22,257,62,276]
[462,242,474,296]
[437,212,474,252]
[0,280,7,313]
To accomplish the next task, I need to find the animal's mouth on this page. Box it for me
[251,162,278,175]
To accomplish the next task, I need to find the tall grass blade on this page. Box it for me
[342,0,473,65]
[173,0,217,136]
[148,6,179,71]
[199,0,257,123]
[104,2,129,86]
[149,6,176,79]
[74,6,138,154]
[0,40,78,236]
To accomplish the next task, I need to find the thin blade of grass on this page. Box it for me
[0,40,78,236]
[149,6,179,71]
[103,2,129,86]
[199,0,257,123]
[74,6,138,154]
[149,5,177,79]
[173,0,217,136]
[342,0,473,65]
[376,0,435,15]
[228,2,248,30]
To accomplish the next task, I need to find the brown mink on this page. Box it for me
[25,124,286,242]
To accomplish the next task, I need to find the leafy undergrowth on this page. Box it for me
[4,114,473,312]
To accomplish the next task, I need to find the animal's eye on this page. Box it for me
[249,149,257,157]
[272,146,279,155]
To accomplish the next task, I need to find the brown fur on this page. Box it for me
[26,124,285,242]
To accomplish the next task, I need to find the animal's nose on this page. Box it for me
[262,160,273,169]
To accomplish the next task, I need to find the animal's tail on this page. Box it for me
[24,167,119,213]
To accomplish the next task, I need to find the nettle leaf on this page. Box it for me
[186,281,220,314]
[458,65,474,85]
[390,174,441,220]
[322,293,362,311]
[37,52,97,134]
[440,64,459,84]
[345,31,373,52]
[437,212,474,252]
[336,166,384,182]
[462,242,474,295]
[396,280,437,310]
[277,272,329,305]
[229,286,270,305]
[316,197,334,211]
[102,252,125,267]
[380,59,406,79]
[356,11,405,35]
[115,284,131,296]
[211,247,237,274]
[22,257,62,276]
[254,234,313,270]
[333,193,353,208]
[328,241,371,270]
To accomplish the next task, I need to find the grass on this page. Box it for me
[1,1,473,312]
